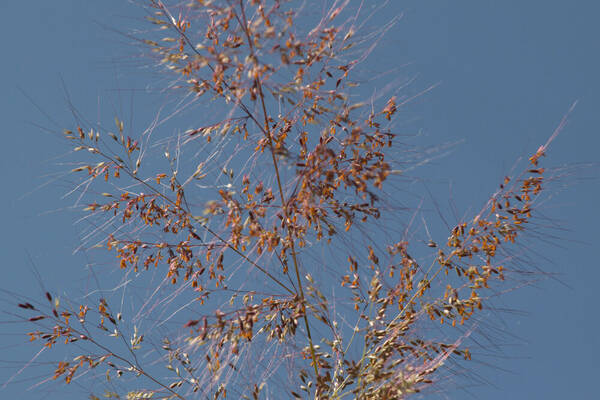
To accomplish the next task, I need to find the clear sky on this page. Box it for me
[1,1,598,399]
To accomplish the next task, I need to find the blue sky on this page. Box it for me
[1,1,598,399]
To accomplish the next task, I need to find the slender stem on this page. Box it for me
[154,0,319,381]
[236,0,320,380]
